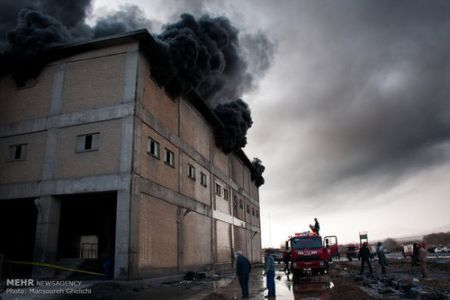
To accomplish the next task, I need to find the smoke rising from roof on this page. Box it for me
[0,1,273,171]
[92,5,153,38]
[251,158,265,187]
[151,13,275,106]
[3,9,71,85]
[213,99,253,153]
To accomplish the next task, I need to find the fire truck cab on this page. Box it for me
[285,232,338,276]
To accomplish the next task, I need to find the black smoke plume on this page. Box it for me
[213,99,253,153]
[0,4,273,168]
[2,9,71,85]
[92,5,152,38]
[152,13,274,106]
[251,158,265,187]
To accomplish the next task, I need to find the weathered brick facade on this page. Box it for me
[0,30,261,280]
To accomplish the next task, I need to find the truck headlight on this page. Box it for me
[293,262,297,268]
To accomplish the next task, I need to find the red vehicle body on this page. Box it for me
[285,233,338,275]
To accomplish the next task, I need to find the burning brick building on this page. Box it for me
[0,30,262,280]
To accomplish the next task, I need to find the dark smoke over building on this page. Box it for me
[0,1,273,166]
[251,158,265,187]
[2,9,71,85]
[153,13,257,106]
[213,99,253,153]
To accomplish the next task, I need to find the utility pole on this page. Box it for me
[268,211,272,247]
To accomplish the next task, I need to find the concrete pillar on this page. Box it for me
[177,207,184,273]
[33,196,61,278]
[114,190,131,279]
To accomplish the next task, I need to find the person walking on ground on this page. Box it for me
[264,249,276,298]
[418,243,428,278]
[309,218,320,235]
[283,250,291,276]
[376,242,387,274]
[412,243,419,266]
[358,242,373,275]
[235,250,252,298]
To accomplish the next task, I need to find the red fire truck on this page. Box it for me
[285,232,339,276]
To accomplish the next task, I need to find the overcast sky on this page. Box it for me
[89,0,450,246]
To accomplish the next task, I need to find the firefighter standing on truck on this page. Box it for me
[309,218,320,235]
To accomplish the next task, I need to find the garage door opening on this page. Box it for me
[57,192,116,278]
[0,198,37,278]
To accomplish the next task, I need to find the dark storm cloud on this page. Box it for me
[256,0,450,194]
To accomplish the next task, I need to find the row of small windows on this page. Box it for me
[215,183,229,200]
[7,133,99,162]
[148,138,174,167]
[187,163,208,187]
[148,138,208,187]
[233,196,259,218]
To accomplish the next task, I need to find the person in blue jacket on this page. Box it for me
[236,250,252,298]
[264,249,276,298]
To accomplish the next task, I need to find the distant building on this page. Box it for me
[0,30,261,280]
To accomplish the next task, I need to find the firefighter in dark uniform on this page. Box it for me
[358,242,373,275]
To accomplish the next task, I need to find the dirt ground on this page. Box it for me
[2,257,449,299]
[199,257,450,300]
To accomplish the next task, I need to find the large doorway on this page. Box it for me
[57,192,116,277]
[0,198,37,278]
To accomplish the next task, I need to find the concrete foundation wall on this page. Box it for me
[182,211,211,268]
[0,131,47,183]
[137,194,178,276]
[215,220,232,264]
[53,120,122,178]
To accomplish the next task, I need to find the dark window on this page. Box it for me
[148,138,160,158]
[252,207,255,216]
[246,203,250,214]
[164,148,174,167]
[215,183,222,196]
[8,144,27,161]
[224,189,229,200]
[256,209,259,218]
[188,164,196,180]
[239,199,243,209]
[200,172,207,187]
[76,133,100,152]
[233,196,238,208]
